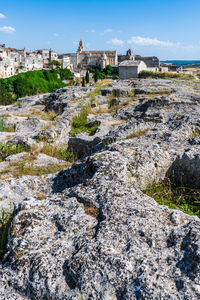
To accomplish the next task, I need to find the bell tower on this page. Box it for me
[77,39,84,53]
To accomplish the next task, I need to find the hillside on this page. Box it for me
[0,77,199,299]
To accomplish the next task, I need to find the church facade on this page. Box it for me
[61,40,118,71]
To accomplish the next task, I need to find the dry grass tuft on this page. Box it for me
[125,128,149,139]
[41,110,56,121]
[189,128,200,139]
[84,204,99,218]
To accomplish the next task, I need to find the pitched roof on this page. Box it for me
[119,60,144,67]
[135,55,159,67]
[81,50,116,54]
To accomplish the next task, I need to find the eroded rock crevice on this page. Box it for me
[0,78,199,299]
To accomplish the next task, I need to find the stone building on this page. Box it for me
[58,55,71,69]
[36,49,58,67]
[160,62,178,72]
[0,57,15,78]
[119,60,147,79]
[63,40,118,71]
[77,40,118,70]
[118,49,160,72]
[135,55,160,72]
[0,44,7,58]
[118,49,134,63]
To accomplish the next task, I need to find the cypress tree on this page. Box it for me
[86,70,90,84]
[82,77,85,87]
[94,68,98,83]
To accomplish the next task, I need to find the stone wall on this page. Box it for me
[119,66,138,79]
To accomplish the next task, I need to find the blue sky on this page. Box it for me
[0,0,200,60]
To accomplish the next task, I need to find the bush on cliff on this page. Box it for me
[0,68,74,104]
[89,65,119,81]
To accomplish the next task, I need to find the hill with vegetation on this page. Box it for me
[0,68,73,105]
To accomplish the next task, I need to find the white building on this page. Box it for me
[22,53,43,71]
[0,57,15,78]
[36,49,58,67]
[0,44,7,58]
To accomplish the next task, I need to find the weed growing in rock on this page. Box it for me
[143,178,200,218]
[0,208,12,260]
[69,103,99,137]
[11,161,67,177]
[84,204,99,218]
[189,128,200,139]
[35,134,51,142]
[0,143,30,161]
[87,88,101,102]
[125,129,149,139]
[0,118,15,132]
[40,143,74,162]
[41,110,56,121]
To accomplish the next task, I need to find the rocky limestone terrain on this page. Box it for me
[0,78,199,299]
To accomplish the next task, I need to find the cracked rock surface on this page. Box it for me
[0,79,200,299]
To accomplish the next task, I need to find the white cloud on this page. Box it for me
[0,26,16,33]
[73,41,78,45]
[0,13,6,19]
[107,38,124,47]
[86,29,95,33]
[100,29,114,36]
[127,36,180,47]
[104,29,114,33]
[53,33,59,37]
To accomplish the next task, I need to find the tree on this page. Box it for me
[82,77,85,87]
[85,70,90,84]
[48,60,61,69]
[0,81,13,105]
[13,77,28,98]
[94,68,98,83]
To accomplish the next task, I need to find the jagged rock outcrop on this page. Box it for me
[0,78,199,299]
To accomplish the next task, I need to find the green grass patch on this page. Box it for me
[69,104,99,137]
[0,118,15,132]
[139,71,195,80]
[0,208,12,260]
[143,179,200,218]
[10,161,67,177]
[87,88,101,102]
[40,143,74,162]
[0,143,30,161]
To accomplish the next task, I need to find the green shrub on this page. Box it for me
[0,81,14,105]
[0,68,74,104]
[69,103,99,137]
[0,143,30,161]
[143,178,200,218]
[40,143,74,162]
[89,65,119,81]
[0,208,12,260]
[139,71,195,80]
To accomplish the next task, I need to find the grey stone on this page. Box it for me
[0,78,199,299]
